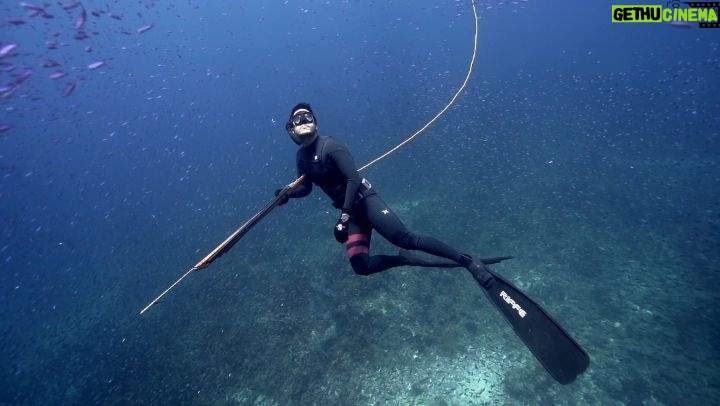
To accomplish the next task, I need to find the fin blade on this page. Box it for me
[480,269,590,384]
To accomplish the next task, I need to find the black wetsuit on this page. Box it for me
[288,135,467,275]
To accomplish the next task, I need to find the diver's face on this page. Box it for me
[293,121,316,136]
[291,109,316,144]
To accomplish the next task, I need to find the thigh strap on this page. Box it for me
[346,233,370,257]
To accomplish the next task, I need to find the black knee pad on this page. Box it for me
[350,254,373,276]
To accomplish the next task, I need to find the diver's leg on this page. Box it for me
[398,249,462,268]
[345,218,407,275]
[363,194,493,286]
[363,194,462,260]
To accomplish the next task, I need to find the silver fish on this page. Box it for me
[41,59,61,67]
[19,2,43,11]
[0,43,18,58]
[60,1,82,10]
[75,7,86,29]
[13,68,32,84]
[137,23,154,33]
[86,60,105,70]
[0,85,16,98]
[669,21,693,29]
[63,82,76,97]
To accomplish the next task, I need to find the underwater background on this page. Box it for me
[1,0,718,404]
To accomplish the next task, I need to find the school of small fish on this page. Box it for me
[1,1,156,134]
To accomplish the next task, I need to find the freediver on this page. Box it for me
[275,102,494,287]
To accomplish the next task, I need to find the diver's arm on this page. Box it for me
[288,163,312,198]
[276,161,311,205]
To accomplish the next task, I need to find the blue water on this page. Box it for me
[1,0,718,404]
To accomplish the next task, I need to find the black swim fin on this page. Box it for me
[471,267,590,384]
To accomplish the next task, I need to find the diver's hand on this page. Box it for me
[334,212,350,243]
[275,188,289,206]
